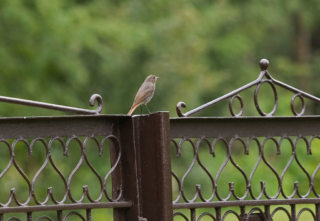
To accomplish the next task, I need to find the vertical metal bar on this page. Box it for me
[316,204,320,221]
[291,204,296,221]
[265,205,271,221]
[240,206,247,221]
[113,116,140,221]
[109,120,123,211]
[133,112,173,221]
[216,207,221,221]
[86,209,92,221]
[27,212,32,221]
[190,208,196,221]
[57,210,63,221]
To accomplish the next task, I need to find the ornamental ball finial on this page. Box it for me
[259,59,269,71]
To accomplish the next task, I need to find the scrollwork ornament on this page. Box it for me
[254,79,278,116]
[175,58,320,117]
[7,218,22,221]
[173,212,189,221]
[63,212,85,221]
[296,208,316,221]
[89,94,103,114]
[229,95,244,117]
[197,212,216,221]
[0,93,104,115]
[176,102,187,117]
[221,210,241,221]
[291,93,305,116]
[271,207,291,220]
[36,216,54,221]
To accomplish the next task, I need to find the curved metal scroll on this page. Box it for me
[177,59,320,117]
[0,94,103,115]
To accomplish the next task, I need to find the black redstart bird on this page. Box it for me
[127,75,159,115]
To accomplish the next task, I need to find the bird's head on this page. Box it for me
[145,75,159,84]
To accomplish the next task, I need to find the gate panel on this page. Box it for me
[170,117,320,221]
[171,59,320,221]
[0,115,132,220]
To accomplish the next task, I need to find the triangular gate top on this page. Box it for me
[176,59,319,117]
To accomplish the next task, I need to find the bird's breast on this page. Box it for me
[144,91,154,104]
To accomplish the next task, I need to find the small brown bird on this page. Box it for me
[127,75,159,115]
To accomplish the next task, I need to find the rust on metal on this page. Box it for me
[132,112,173,221]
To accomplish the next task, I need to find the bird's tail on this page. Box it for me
[127,104,139,115]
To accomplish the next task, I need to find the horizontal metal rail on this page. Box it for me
[0,115,129,138]
[0,202,132,214]
[170,116,320,138]
[173,199,320,209]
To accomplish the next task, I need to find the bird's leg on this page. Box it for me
[140,105,143,115]
[145,104,152,115]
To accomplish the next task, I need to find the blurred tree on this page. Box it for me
[1,0,320,220]
[0,0,320,117]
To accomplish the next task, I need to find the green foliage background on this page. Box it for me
[1,0,320,220]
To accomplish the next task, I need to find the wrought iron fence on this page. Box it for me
[0,115,132,221]
[0,113,172,221]
[0,59,320,221]
[171,59,320,221]
[170,117,320,221]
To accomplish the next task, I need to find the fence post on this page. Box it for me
[316,204,320,221]
[112,116,140,221]
[133,111,173,221]
[113,112,173,221]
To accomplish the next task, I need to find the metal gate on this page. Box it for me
[0,59,319,221]
[171,59,320,221]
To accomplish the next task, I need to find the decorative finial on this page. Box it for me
[259,59,269,71]
[176,102,187,117]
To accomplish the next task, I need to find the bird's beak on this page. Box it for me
[156,77,160,79]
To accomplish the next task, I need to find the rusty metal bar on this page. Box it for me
[190,209,196,221]
[0,94,103,115]
[57,210,63,221]
[215,208,221,221]
[264,206,271,221]
[109,120,125,220]
[173,199,320,209]
[170,116,320,138]
[133,112,173,221]
[316,204,320,221]
[0,202,132,214]
[113,116,140,221]
[240,206,246,221]
[27,212,32,221]
[86,209,92,221]
[291,204,296,221]
[0,115,128,139]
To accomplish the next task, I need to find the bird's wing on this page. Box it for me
[132,82,155,106]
